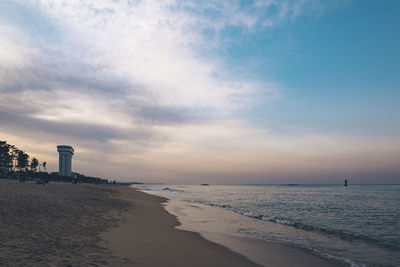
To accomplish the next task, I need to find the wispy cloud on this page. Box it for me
[1,0,292,143]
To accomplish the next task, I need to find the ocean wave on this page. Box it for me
[238,228,366,267]
[324,253,367,267]
[255,212,399,251]
[234,209,263,219]
[140,187,184,194]
[198,201,400,252]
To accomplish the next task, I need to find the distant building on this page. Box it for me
[57,145,74,177]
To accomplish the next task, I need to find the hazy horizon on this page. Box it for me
[1,0,399,184]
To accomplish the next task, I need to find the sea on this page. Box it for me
[133,184,400,266]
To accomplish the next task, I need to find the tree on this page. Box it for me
[0,141,13,178]
[42,161,47,171]
[17,150,29,171]
[0,141,9,177]
[30,158,39,172]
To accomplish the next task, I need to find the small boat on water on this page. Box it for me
[201,184,209,186]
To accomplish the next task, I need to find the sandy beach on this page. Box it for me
[0,180,339,266]
[0,179,129,266]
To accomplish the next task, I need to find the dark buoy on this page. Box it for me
[344,179,348,186]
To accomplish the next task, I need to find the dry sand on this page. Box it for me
[0,179,129,266]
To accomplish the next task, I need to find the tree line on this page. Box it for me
[0,141,108,184]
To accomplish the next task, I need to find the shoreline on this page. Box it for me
[0,179,345,266]
[101,186,261,266]
[161,197,343,267]
[103,186,341,266]
[1,179,259,266]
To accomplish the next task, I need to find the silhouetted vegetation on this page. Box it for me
[30,158,39,171]
[0,141,109,184]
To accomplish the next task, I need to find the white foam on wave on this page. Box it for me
[234,210,262,219]
[132,185,182,195]
[201,201,297,225]
[185,201,366,267]
[138,189,162,195]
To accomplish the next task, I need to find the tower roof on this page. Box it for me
[57,145,74,154]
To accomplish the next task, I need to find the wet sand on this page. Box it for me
[104,186,340,267]
[101,186,261,267]
[164,198,342,267]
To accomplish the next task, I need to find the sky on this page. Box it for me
[0,0,399,184]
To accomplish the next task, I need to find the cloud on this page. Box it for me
[0,110,129,142]
[1,0,339,117]
[1,0,285,138]
[4,0,394,184]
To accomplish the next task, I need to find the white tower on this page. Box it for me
[57,145,74,177]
